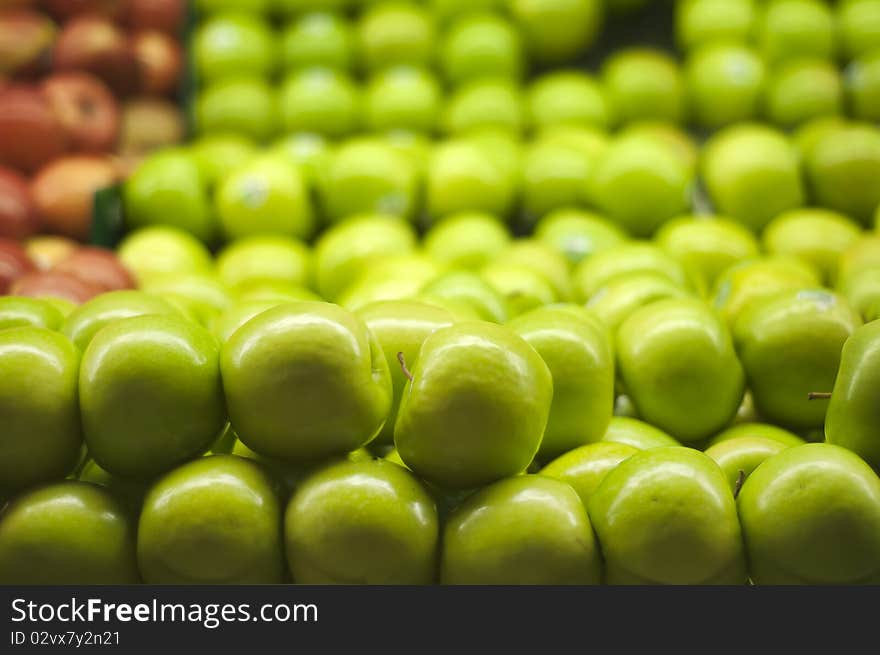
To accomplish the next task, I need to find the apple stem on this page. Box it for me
[397,352,413,382]
[807,392,832,400]
[734,470,746,499]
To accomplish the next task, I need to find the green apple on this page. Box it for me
[364,67,441,133]
[211,299,278,343]
[588,134,692,238]
[762,209,862,285]
[602,48,685,124]
[124,149,215,243]
[704,436,793,493]
[840,267,880,322]
[193,12,277,84]
[191,134,258,189]
[738,443,880,584]
[586,272,691,331]
[269,132,331,186]
[313,214,416,300]
[709,422,806,448]
[711,256,821,327]
[519,139,593,222]
[280,11,354,71]
[508,305,614,458]
[494,240,573,301]
[0,297,64,331]
[320,137,418,222]
[0,481,138,584]
[426,139,514,221]
[617,298,745,443]
[215,235,311,292]
[221,302,392,459]
[234,279,319,303]
[838,0,880,60]
[617,121,699,174]
[590,446,747,584]
[764,59,843,128]
[439,12,523,85]
[442,79,524,135]
[423,212,511,270]
[196,78,278,142]
[430,0,501,24]
[117,226,214,284]
[655,216,760,292]
[675,0,755,51]
[216,154,314,241]
[413,294,483,322]
[540,442,639,506]
[526,71,611,130]
[80,314,225,477]
[701,124,804,231]
[757,0,835,63]
[846,50,880,122]
[285,458,438,584]
[420,271,508,323]
[684,43,766,128]
[195,0,270,13]
[141,273,232,325]
[138,455,284,584]
[277,69,360,138]
[0,328,81,494]
[825,320,880,469]
[534,209,627,265]
[601,416,681,449]
[805,123,880,226]
[481,262,557,316]
[395,321,552,489]
[356,2,435,71]
[441,475,602,584]
[509,0,603,64]
[573,242,689,302]
[337,254,442,310]
[382,130,433,174]
[355,300,455,445]
[463,128,523,186]
[62,290,181,352]
[733,288,861,429]
[275,0,350,15]
[537,124,610,161]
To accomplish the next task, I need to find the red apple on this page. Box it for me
[0,85,68,174]
[0,238,34,293]
[30,156,118,241]
[43,72,120,153]
[53,15,140,96]
[55,246,135,291]
[25,235,78,271]
[118,97,184,156]
[11,270,101,303]
[0,166,40,239]
[124,0,185,36]
[0,10,56,78]
[42,0,123,24]
[131,30,182,97]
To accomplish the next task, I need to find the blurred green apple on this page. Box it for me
[0,296,64,331]
[439,12,523,85]
[442,79,524,135]
[0,328,81,494]
[285,458,438,584]
[196,78,278,142]
[602,48,685,124]
[590,447,747,584]
[0,481,139,584]
[601,416,681,450]
[846,50,880,122]
[738,443,880,584]
[141,272,232,325]
[423,212,510,270]
[269,132,331,186]
[481,262,557,316]
[840,267,880,322]
[838,0,880,60]
[395,321,552,489]
[534,209,626,265]
[364,66,441,133]
[586,271,691,331]
[618,121,699,174]
[280,11,354,71]
[117,226,214,284]
[540,442,639,506]
[336,253,441,309]
[211,299,278,343]
[138,455,284,584]
[193,12,277,84]
[764,59,843,128]
[191,134,258,188]
[675,0,755,51]
[221,302,392,459]
[356,2,435,71]
[215,235,312,292]
[519,139,593,222]
[494,239,572,300]
[278,69,360,138]
[442,475,602,584]
[430,0,501,24]
[420,271,509,322]
[709,422,806,448]
[573,242,688,302]
[757,0,835,63]
[684,43,766,128]
[526,71,611,130]
[509,0,603,64]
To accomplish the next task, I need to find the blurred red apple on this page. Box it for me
[43,72,120,152]
[0,84,67,173]
[132,30,182,96]
[42,0,122,24]
[25,235,78,271]
[53,15,139,96]
[118,97,184,156]
[0,10,56,78]
[0,166,40,239]
[11,270,101,303]
[124,0,184,36]
[31,155,118,241]
[55,246,135,291]
[0,238,34,293]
